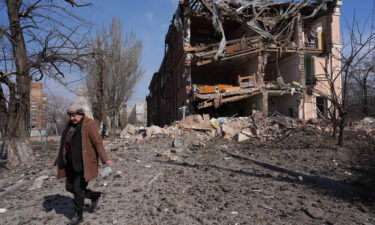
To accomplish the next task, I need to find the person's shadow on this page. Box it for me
[43,194,74,219]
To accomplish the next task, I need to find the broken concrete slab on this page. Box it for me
[173,137,183,148]
[241,128,254,137]
[221,124,236,139]
[120,124,138,138]
[237,133,251,142]
[146,125,164,136]
[302,206,325,220]
[28,175,49,190]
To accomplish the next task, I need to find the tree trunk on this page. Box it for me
[110,112,119,129]
[332,121,337,139]
[330,107,338,139]
[363,84,368,116]
[4,0,34,166]
[0,84,7,160]
[3,77,34,166]
[338,116,346,147]
[98,58,108,127]
[0,85,7,136]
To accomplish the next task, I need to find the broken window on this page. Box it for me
[316,96,328,118]
[303,16,326,50]
[304,54,315,85]
[269,95,299,119]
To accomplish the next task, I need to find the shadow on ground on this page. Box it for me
[350,137,375,193]
[159,151,375,208]
[43,194,74,219]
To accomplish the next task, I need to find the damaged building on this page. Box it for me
[147,0,342,126]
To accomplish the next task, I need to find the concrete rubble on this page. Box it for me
[120,113,375,145]
[28,175,49,190]
[120,113,310,143]
[348,117,375,137]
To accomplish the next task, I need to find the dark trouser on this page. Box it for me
[65,164,95,213]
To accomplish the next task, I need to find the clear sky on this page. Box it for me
[47,0,375,104]
[48,0,181,104]
[78,0,181,104]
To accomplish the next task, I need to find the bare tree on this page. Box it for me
[350,53,375,117]
[85,17,143,128]
[86,30,109,126]
[314,12,375,146]
[0,0,90,166]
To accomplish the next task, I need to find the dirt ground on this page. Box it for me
[1,126,375,225]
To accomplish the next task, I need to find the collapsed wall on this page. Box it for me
[147,0,342,126]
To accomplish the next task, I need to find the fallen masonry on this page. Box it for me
[118,114,375,145]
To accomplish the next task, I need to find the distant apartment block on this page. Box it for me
[30,82,47,129]
[120,102,147,126]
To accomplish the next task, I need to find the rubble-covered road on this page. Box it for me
[1,127,375,225]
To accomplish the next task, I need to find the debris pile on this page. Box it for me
[119,113,311,142]
[348,117,375,137]
[121,113,375,144]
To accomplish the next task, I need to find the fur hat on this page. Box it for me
[66,104,85,115]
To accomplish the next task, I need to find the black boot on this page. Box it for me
[67,211,83,225]
[88,192,101,213]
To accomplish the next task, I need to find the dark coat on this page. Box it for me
[56,117,109,181]
[67,121,83,172]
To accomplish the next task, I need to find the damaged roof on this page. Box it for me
[171,0,339,60]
